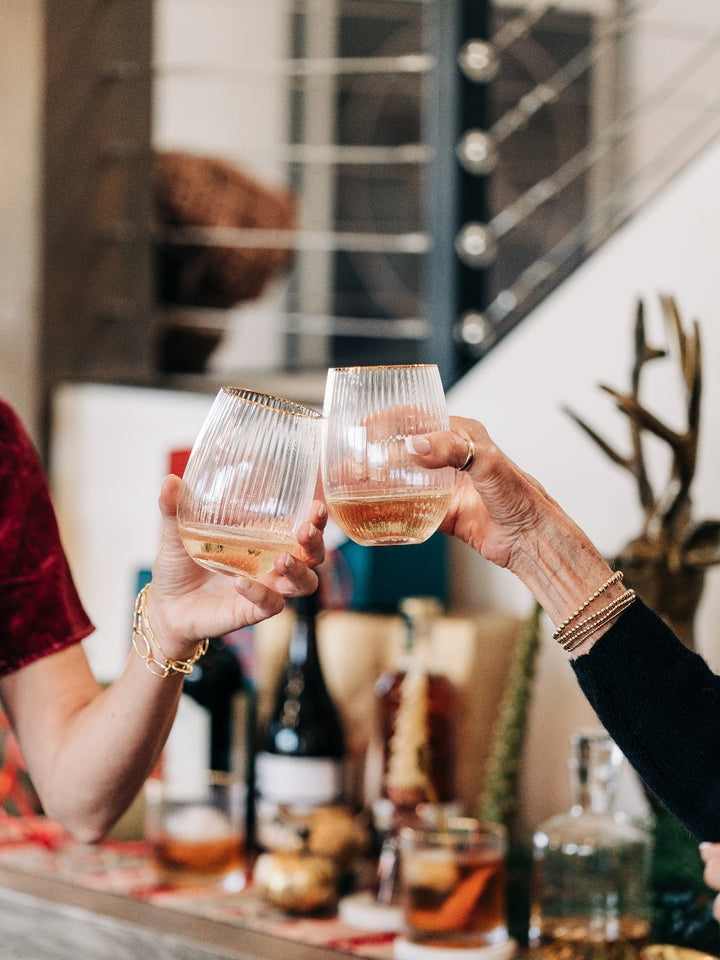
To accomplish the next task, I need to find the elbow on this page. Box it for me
[65,819,111,845]
[40,799,119,845]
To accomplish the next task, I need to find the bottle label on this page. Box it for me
[255,752,344,805]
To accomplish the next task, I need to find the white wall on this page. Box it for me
[446,133,720,833]
[153,0,293,372]
[51,384,215,681]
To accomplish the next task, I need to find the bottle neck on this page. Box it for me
[399,596,442,669]
[287,591,321,668]
[569,731,622,815]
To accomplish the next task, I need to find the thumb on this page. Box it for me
[159,473,181,521]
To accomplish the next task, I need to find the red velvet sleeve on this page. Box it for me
[0,401,93,676]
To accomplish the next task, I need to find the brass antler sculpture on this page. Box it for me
[563,295,720,649]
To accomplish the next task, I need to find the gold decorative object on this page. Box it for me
[253,850,338,914]
[305,805,370,869]
[642,946,720,960]
[564,295,720,649]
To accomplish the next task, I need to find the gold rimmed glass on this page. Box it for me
[321,364,455,546]
[177,387,323,579]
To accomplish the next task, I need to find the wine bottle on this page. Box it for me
[182,635,246,773]
[254,589,345,851]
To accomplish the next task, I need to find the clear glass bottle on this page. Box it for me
[530,728,653,960]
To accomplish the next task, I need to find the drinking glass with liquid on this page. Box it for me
[399,818,509,952]
[177,387,323,579]
[144,770,246,890]
[321,364,456,546]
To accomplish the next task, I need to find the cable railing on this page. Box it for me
[455,0,720,361]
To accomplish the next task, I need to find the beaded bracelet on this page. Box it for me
[559,589,637,652]
[552,571,624,641]
[132,584,209,678]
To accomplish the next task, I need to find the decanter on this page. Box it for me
[530,728,653,960]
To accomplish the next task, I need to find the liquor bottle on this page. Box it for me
[530,728,653,960]
[254,588,346,851]
[375,596,456,808]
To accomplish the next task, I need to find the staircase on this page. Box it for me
[456,0,720,372]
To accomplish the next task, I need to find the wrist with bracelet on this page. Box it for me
[132,584,209,678]
[553,570,636,652]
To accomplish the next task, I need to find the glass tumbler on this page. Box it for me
[321,364,456,546]
[144,770,246,890]
[177,387,323,579]
[399,817,509,950]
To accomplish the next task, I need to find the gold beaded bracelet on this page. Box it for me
[132,584,209,679]
[559,589,637,652]
[552,571,624,641]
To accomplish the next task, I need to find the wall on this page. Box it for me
[51,383,216,680]
[0,0,43,440]
[446,133,720,833]
[153,0,293,372]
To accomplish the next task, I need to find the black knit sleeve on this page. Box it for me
[571,598,720,841]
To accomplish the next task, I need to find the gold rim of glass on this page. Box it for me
[221,386,322,419]
[327,363,438,373]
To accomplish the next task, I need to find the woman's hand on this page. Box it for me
[700,842,720,921]
[406,416,556,571]
[146,474,327,658]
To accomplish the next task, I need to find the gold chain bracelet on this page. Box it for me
[132,584,209,679]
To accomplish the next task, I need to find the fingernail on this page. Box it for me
[406,435,431,455]
[316,502,327,520]
[235,576,252,589]
[283,553,296,569]
[307,524,319,539]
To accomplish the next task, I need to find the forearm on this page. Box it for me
[7,648,185,844]
[508,500,628,656]
[49,655,184,841]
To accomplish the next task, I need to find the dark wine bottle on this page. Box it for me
[182,635,246,773]
[254,589,345,850]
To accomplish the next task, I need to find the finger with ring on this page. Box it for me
[458,438,475,472]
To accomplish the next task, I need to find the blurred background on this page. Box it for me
[3,0,720,832]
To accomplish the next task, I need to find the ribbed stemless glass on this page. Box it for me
[321,364,456,546]
[177,387,323,579]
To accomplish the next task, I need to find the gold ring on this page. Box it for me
[458,438,475,472]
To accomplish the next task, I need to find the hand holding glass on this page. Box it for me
[321,364,455,546]
[177,387,323,579]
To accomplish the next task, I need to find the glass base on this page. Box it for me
[338,892,403,932]
[393,936,518,960]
